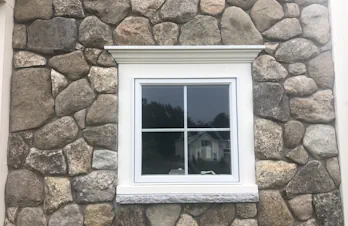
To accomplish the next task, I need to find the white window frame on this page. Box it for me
[106,46,264,204]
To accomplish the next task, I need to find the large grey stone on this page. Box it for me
[288,194,313,221]
[308,52,335,89]
[49,51,90,81]
[63,138,93,176]
[275,38,319,63]
[221,7,263,45]
[184,204,211,217]
[12,24,27,49]
[87,95,118,125]
[286,145,309,165]
[13,51,46,69]
[252,55,288,82]
[284,161,336,197]
[14,0,52,22]
[303,124,338,159]
[301,4,330,44]
[254,82,290,122]
[284,76,318,97]
[160,0,199,23]
[227,0,256,10]
[283,120,305,148]
[262,18,302,41]
[72,171,116,203]
[92,150,118,170]
[7,134,30,169]
[153,22,179,45]
[25,148,67,175]
[254,118,283,159]
[256,160,297,189]
[250,0,284,32]
[290,90,335,123]
[327,158,341,186]
[55,79,96,116]
[199,204,235,226]
[79,16,113,49]
[84,204,115,226]
[49,204,83,226]
[27,17,77,54]
[231,219,258,226]
[131,0,165,18]
[288,63,306,75]
[284,3,300,18]
[10,68,54,132]
[44,177,73,214]
[51,70,68,98]
[17,207,46,226]
[6,169,43,207]
[83,124,117,150]
[314,190,344,226]
[114,17,155,45]
[84,0,130,25]
[236,203,257,219]
[179,15,221,45]
[88,67,118,94]
[146,204,181,226]
[200,0,225,16]
[53,0,85,18]
[258,190,293,226]
[34,116,79,149]
[115,205,146,226]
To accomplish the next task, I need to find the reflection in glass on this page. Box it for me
[142,86,184,128]
[187,131,231,175]
[187,85,230,128]
[142,132,185,175]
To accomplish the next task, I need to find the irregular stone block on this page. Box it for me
[146,205,181,226]
[199,204,235,226]
[92,150,118,170]
[51,69,68,98]
[308,52,335,89]
[97,51,116,67]
[7,207,18,223]
[84,48,103,65]
[251,0,284,32]
[131,0,166,18]
[83,124,117,150]
[252,55,288,82]
[53,0,85,18]
[264,42,279,55]
[326,157,341,186]
[87,95,118,125]
[7,134,30,169]
[200,0,225,16]
[177,214,198,226]
[284,3,300,18]
[153,22,179,45]
[84,203,115,226]
[284,76,318,97]
[262,18,302,41]
[275,38,319,63]
[26,148,67,175]
[286,146,309,165]
[12,24,27,49]
[44,177,73,214]
[184,204,211,217]
[74,109,87,129]
[13,51,46,69]
[88,67,118,93]
[115,205,146,226]
[288,194,313,221]
[314,190,344,226]
[236,203,257,219]
[49,204,83,226]
[14,0,52,22]
[231,219,258,226]
[17,207,47,226]
[288,62,306,75]
[295,0,326,5]
[283,120,305,148]
[160,0,199,23]
[227,0,256,10]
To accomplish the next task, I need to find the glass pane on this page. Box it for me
[187,85,230,128]
[142,132,185,175]
[188,131,231,175]
[142,86,184,128]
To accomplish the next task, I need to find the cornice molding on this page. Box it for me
[105,45,265,64]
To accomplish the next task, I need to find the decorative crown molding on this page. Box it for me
[105,45,265,64]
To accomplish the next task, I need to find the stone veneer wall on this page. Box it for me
[4,0,344,225]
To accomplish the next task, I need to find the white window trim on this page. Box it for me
[106,46,264,204]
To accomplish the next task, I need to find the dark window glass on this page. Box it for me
[187,85,230,128]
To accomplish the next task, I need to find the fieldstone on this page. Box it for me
[264,42,279,55]
[55,79,96,116]
[314,190,344,226]
[84,0,130,25]
[7,134,30,169]
[79,16,113,49]
[13,51,46,69]
[87,95,117,125]
[262,18,302,41]
[303,124,338,159]
[114,17,155,45]
[51,70,68,98]
[286,146,309,165]
[200,0,225,16]
[301,4,330,44]
[184,204,212,217]
[250,0,284,32]
[254,83,290,122]
[258,190,293,226]
[275,38,319,63]
[327,158,341,186]
[227,0,256,9]
[284,161,336,197]
[17,207,46,226]
[53,0,85,18]
[231,219,258,226]
[14,0,52,22]
[28,17,77,54]
[10,68,54,132]
[49,204,83,226]
[146,205,181,226]
[290,90,335,123]
[160,0,199,23]
[115,205,146,226]
[72,171,116,203]
[284,3,300,18]
[17,131,34,147]
[298,219,319,226]
[13,24,27,49]
[177,214,198,226]
[88,67,117,93]
[288,194,313,221]
[131,0,165,17]
[34,116,79,149]
[180,15,221,45]
[288,63,306,75]
[221,7,263,45]
[6,169,43,207]
[84,203,114,226]
[236,203,257,218]
[75,43,85,51]
[256,160,297,189]
[63,138,93,176]
[84,48,102,65]
[200,204,235,226]
[49,51,90,81]
[255,118,283,159]
[93,150,118,170]
[25,148,67,175]
[252,55,288,82]
[83,124,117,150]
[7,207,18,223]
[283,120,305,148]
[44,177,73,214]
[74,109,86,129]
[321,40,332,52]
[307,52,335,89]
[150,11,162,25]
[153,22,180,45]
[97,51,116,67]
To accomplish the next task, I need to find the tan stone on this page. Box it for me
[84,203,115,226]
[200,0,225,16]
[44,177,73,214]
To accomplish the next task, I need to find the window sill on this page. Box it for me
[116,184,259,204]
